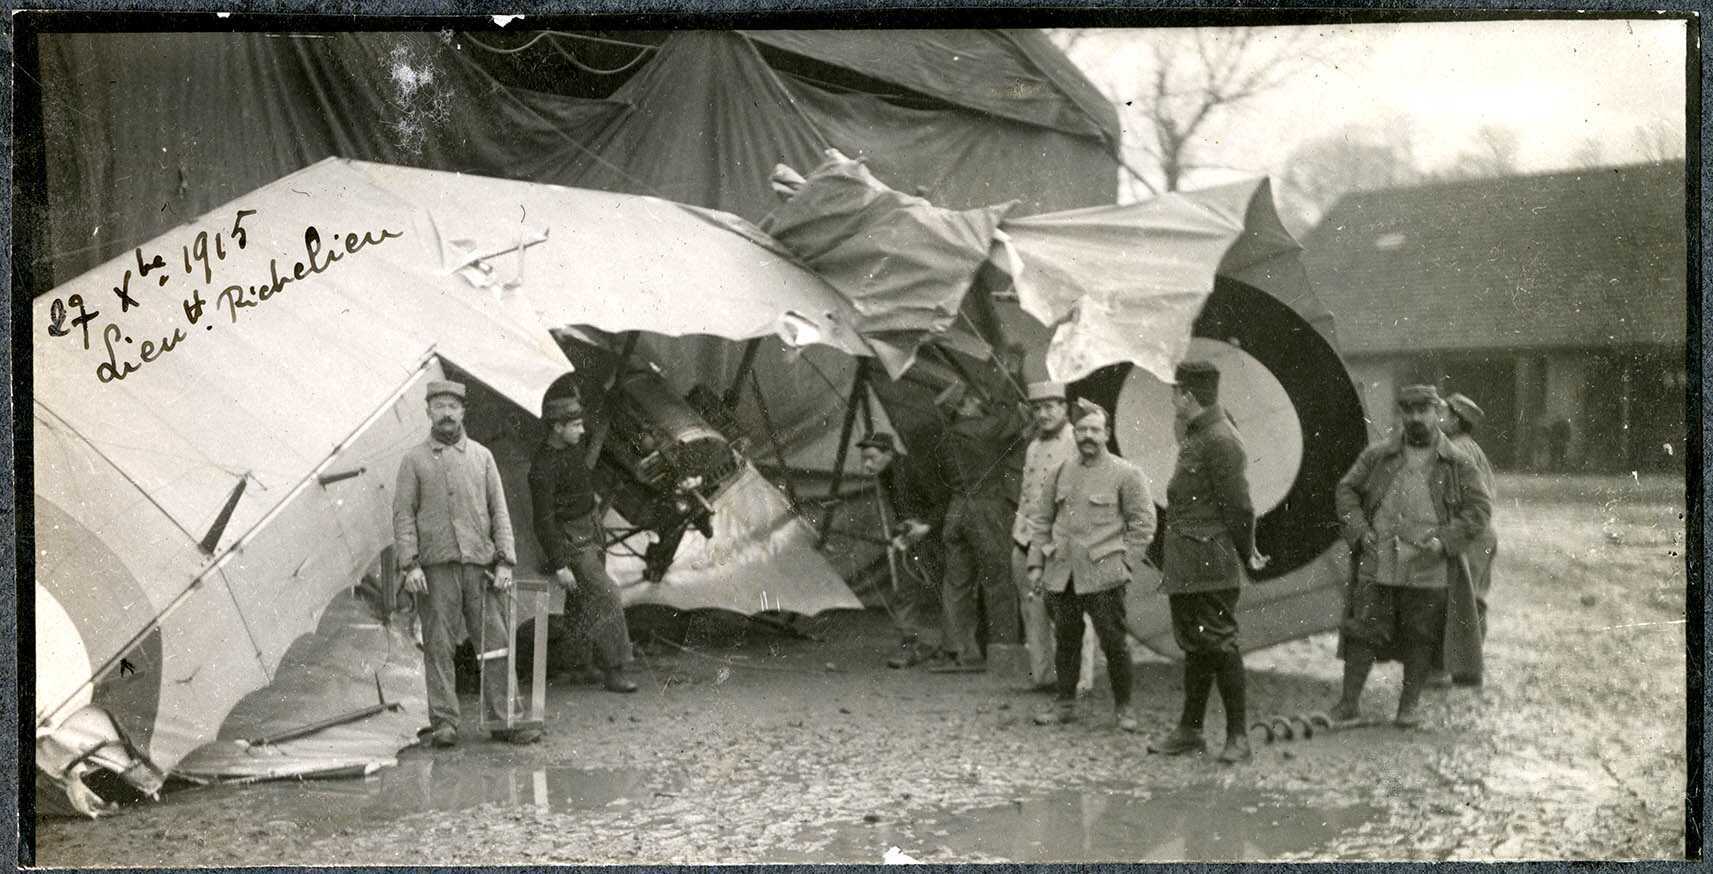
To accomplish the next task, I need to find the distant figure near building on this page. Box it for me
[1027,400,1156,731]
[859,431,952,669]
[1148,361,1267,765]
[1332,385,1492,728]
[392,379,537,747]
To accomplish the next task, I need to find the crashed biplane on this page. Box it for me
[27,26,1380,822]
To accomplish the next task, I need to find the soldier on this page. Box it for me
[930,381,1029,673]
[1433,392,1499,687]
[392,379,539,747]
[1026,399,1156,731]
[1011,381,1098,692]
[858,431,952,669]
[527,394,639,694]
[1147,361,1267,765]
[1332,384,1492,727]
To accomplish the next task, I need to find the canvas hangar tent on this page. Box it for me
[26,27,1370,810]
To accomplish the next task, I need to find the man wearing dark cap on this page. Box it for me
[393,379,537,747]
[1434,392,1498,686]
[1332,384,1492,727]
[859,431,951,668]
[528,393,638,694]
[929,380,1030,673]
[1149,360,1267,764]
[1026,399,1156,730]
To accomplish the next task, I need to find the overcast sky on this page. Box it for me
[1060,18,1688,192]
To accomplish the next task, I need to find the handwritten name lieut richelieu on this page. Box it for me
[44,209,403,384]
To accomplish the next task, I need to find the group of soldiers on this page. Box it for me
[387,361,1498,759]
[861,363,1498,763]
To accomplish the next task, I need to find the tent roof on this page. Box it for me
[1301,161,1687,355]
[741,30,1119,144]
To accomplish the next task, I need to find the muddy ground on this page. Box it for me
[33,473,1690,865]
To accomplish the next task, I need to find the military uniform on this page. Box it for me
[1150,362,1258,763]
[1026,404,1155,721]
[1440,393,1498,685]
[392,380,523,743]
[933,384,1028,669]
[528,408,637,692]
[865,433,950,663]
[1333,385,1492,725]
[1011,397,1097,691]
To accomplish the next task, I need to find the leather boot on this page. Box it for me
[1217,733,1252,765]
[1148,726,1207,756]
[1396,644,1430,728]
[1214,652,1251,764]
[1333,644,1374,725]
[603,669,639,693]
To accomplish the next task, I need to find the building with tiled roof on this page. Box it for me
[1301,161,1688,471]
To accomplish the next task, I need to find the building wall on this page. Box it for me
[1537,352,1592,467]
[1345,347,1684,473]
[1346,358,1398,439]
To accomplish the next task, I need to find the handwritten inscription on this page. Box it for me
[47,209,403,385]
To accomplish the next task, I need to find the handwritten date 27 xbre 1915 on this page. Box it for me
[190,224,403,326]
[80,213,404,385]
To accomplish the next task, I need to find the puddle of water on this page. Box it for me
[786,784,1383,863]
[163,759,667,835]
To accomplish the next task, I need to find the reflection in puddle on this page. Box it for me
[167,759,666,835]
[790,784,1383,863]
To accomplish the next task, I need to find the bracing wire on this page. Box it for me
[548,35,652,76]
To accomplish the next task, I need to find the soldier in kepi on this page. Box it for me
[857,431,952,669]
[1011,381,1099,693]
[1148,361,1268,765]
[1332,384,1492,728]
[930,380,1029,674]
[1027,399,1156,731]
[392,379,540,747]
[1429,392,1499,687]
[528,393,639,695]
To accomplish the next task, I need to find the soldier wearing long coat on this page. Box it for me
[1332,384,1492,728]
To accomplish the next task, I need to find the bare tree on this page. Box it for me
[1570,136,1605,169]
[1471,124,1522,175]
[1432,123,1524,181]
[1053,27,1327,199]
[1634,116,1684,163]
[1278,119,1425,234]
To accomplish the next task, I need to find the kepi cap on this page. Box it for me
[1445,393,1486,430]
[856,432,899,454]
[426,380,466,402]
[1072,397,1108,425]
[542,395,584,423]
[1026,381,1066,402]
[1397,384,1442,406]
[1173,360,1220,394]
